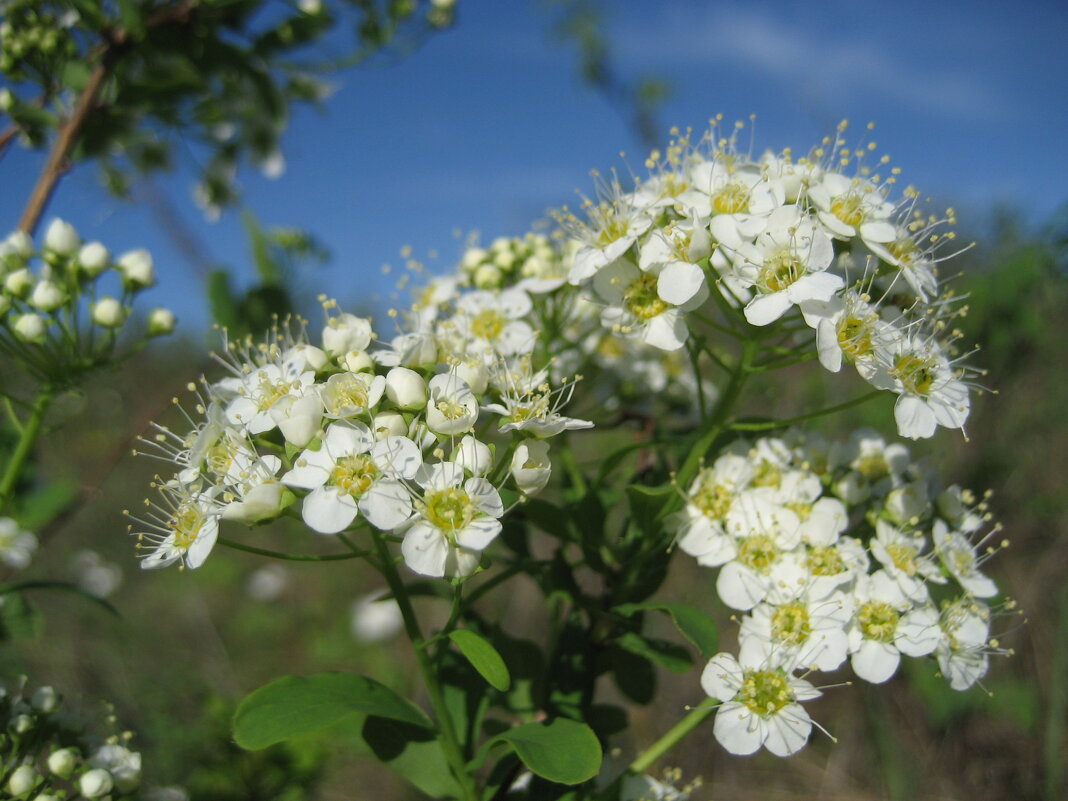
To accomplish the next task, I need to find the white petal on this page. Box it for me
[360,480,414,530]
[894,396,937,440]
[701,652,743,702]
[744,292,793,326]
[713,702,764,755]
[455,518,502,551]
[301,486,359,535]
[851,639,900,684]
[657,261,705,306]
[763,705,813,756]
[185,518,219,569]
[401,523,449,577]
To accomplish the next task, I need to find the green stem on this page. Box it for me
[729,389,883,432]
[628,704,715,774]
[372,532,480,801]
[559,438,588,496]
[673,338,757,493]
[0,389,53,515]
[217,537,368,562]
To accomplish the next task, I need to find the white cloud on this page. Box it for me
[613,4,1004,120]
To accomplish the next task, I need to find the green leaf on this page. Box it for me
[0,591,42,642]
[17,479,77,530]
[614,602,719,658]
[614,632,692,674]
[233,673,432,750]
[362,717,463,799]
[495,719,602,785]
[61,61,92,92]
[625,483,676,536]
[449,629,511,692]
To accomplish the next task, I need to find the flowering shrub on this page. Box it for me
[126,120,1011,798]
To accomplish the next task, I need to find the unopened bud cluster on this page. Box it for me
[0,220,174,386]
[0,678,142,799]
[0,1,77,79]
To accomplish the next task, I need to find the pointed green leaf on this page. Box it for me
[233,673,431,750]
[495,718,602,785]
[614,602,719,658]
[614,632,692,673]
[448,629,511,692]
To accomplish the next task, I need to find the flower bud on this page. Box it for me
[11,713,34,734]
[47,747,78,779]
[885,481,929,525]
[511,440,551,495]
[13,313,47,343]
[322,313,372,355]
[460,247,487,271]
[0,88,13,112]
[5,267,33,297]
[30,685,58,713]
[79,768,114,799]
[7,765,39,796]
[147,307,176,336]
[117,248,155,288]
[454,435,491,476]
[222,482,287,524]
[473,264,502,289]
[43,219,79,257]
[33,793,60,801]
[92,297,127,328]
[454,360,488,395]
[351,591,403,642]
[342,349,374,373]
[78,241,110,276]
[370,411,406,439]
[385,367,427,410]
[30,280,65,312]
[5,230,33,259]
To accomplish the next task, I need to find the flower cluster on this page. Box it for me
[557,119,980,439]
[0,678,142,800]
[0,220,174,386]
[670,428,1010,755]
[131,297,591,578]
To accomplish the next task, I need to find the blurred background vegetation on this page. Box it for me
[1,1,1066,799]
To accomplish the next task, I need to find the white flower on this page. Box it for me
[148,307,177,336]
[78,241,111,275]
[670,455,752,566]
[566,184,655,284]
[701,651,821,757]
[401,461,504,578]
[30,280,66,312]
[739,593,851,672]
[807,172,896,247]
[932,519,998,597]
[726,205,842,326]
[92,296,127,328]
[385,366,427,410]
[453,288,535,357]
[847,570,940,684]
[283,423,420,534]
[132,483,221,570]
[878,336,970,440]
[871,519,942,601]
[117,248,156,288]
[0,517,37,569]
[13,312,47,342]
[510,439,551,494]
[426,373,479,435]
[44,218,80,256]
[79,768,114,799]
[320,371,385,419]
[223,362,317,436]
[454,434,492,477]
[484,372,592,439]
[88,744,141,793]
[935,598,992,690]
[322,312,373,355]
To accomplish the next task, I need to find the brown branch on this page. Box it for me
[16,1,200,236]
[17,57,114,236]
[0,124,19,160]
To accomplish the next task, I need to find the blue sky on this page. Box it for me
[2,0,1066,333]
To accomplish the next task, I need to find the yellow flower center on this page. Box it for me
[738,534,778,573]
[805,544,846,576]
[170,502,205,551]
[713,182,750,215]
[424,487,475,532]
[837,315,875,359]
[738,669,793,717]
[750,460,781,488]
[886,542,918,575]
[854,454,889,481]
[891,353,937,396]
[831,195,865,228]
[771,602,812,646]
[858,600,900,643]
[471,309,506,341]
[331,454,379,497]
[624,274,668,320]
[758,251,806,293]
[693,480,732,520]
[328,373,370,413]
